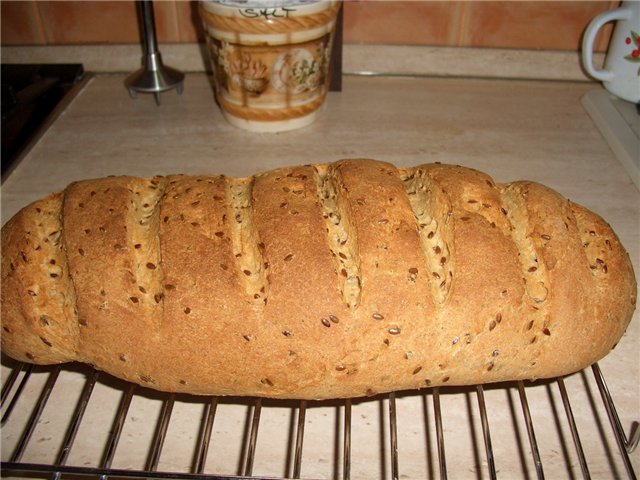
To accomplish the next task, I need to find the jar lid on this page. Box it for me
[209,0,322,7]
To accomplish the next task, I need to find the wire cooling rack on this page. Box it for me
[1,359,638,480]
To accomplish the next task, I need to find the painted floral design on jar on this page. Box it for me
[271,45,330,94]
[208,42,270,95]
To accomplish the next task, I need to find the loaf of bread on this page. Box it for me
[1,159,636,399]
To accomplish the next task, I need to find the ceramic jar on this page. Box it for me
[199,0,340,132]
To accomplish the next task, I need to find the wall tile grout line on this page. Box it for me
[456,0,469,47]
[33,0,48,45]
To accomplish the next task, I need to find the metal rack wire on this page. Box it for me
[1,360,638,480]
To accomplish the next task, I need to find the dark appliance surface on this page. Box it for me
[1,64,86,182]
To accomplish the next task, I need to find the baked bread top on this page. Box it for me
[1,159,636,399]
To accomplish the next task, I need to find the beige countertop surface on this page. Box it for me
[1,73,638,479]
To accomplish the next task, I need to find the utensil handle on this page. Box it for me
[140,0,158,56]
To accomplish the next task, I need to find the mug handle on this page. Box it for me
[581,6,632,82]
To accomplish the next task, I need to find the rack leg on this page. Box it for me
[100,383,135,480]
[146,394,175,471]
[517,381,545,480]
[592,363,638,479]
[243,398,262,477]
[433,387,448,480]
[389,393,399,480]
[10,365,61,463]
[193,397,218,474]
[1,362,25,406]
[343,398,351,480]
[51,370,100,480]
[476,385,497,480]
[1,363,33,426]
[557,377,591,479]
[292,400,307,479]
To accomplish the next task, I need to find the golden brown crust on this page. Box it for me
[1,192,79,364]
[1,159,636,399]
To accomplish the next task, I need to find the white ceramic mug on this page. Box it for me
[582,1,640,103]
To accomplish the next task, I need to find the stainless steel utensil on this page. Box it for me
[125,0,184,105]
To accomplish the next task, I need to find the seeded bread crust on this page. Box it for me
[1,159,636,399]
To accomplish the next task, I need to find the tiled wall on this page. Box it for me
[1,1,616,52]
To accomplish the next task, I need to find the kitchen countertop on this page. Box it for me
[1,73,638,479]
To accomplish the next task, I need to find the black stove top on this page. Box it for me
[1,63,85,181]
